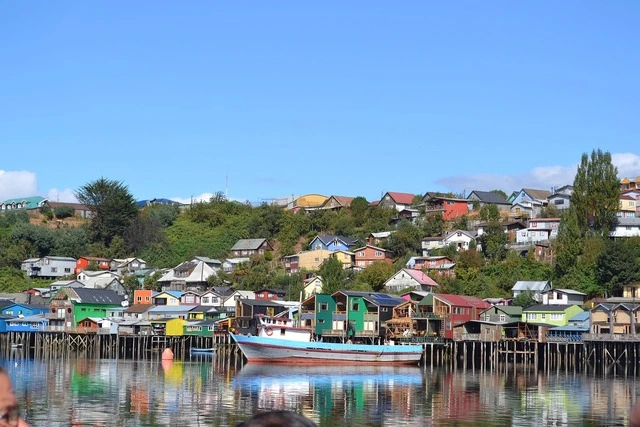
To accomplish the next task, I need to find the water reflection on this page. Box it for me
[0,356,637,426]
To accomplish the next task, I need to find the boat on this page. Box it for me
[230,315,423,366]
[11,343,22,350]
[190,347,217,354]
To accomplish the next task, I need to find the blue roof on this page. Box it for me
[568,311,589,322]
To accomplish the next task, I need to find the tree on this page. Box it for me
[353,261,396,292]
[596,239,640,297]
[513,290,536,308]
[383,220,421,258]
[571,149,620,237]
[423,212,445,237]
[349,197,369,226]
[76,178,139,246]
[479,204,500,222]
[319,257,346,294]
[478,220,507,261]
[553,207,582,278]
[53,205,75,219]
[123,274,140,295]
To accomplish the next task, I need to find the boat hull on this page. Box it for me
[230,333,423,365]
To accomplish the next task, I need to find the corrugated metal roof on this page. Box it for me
[512,281,551,291]
[73,288,125,305]
[231,239,268,250]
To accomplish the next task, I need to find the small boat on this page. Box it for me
[11,343,22,350]
[230,315,423,366]
[190,347,217,354]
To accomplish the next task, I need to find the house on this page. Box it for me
[510,201,545,220]
[50,280,85,292]
[378,192,415,211]
[157,258,218,291]
[21,256,76,279]
[184,319,218,337]
[512,281,552,302]
[547,311,590,342]
[45,201,93,218]
[508,188,552,205]
[147,305,196,320]
[282,249,333,274]
[110,257,148,275]
[1,302,48,318]
[303,276,323,299]
[308,235,359,252]
[395,208,421,224]
[255,288,287,301]
[151,317,188,336]
[329,250,356,269]
[153,291,182,306]
[416,294,491,340]
[180,291,201,305]
[368,231,394,246]
[621,177,640,191]
[221,290,255,313]
[124,304,154,320]
[321,195,355,210]
[383,269,439,293]
[587,302,640,335]
[77,270,121,288]
[421,236,445,255]
[423,196,469,221]
[476,220,526,242]
[132,289,157,305]
[522,304,583,327]
[47,288,125,329]
[466,190,511,212]
[230,239,273,257]
[478,305,522,323]
[0,196,47,212]
[546,185,573,212]
[353,245,393,269]
[442,230,476,251]
[611,217,640,238]
[542,289,586,306]
[619,195,637,218]
[232,299,291,333]
[331,291,405,340]
[516,218,561,244]
[75,256,110,274]
[222,257,250,273]
[407,256,456,277]
[199,290,224,307]
[6,314,48,333]
[192,256,222,270]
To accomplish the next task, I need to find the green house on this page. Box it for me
[522,304,583,327]
[479,305,523,323]
[314,294,336,336]
[49,288,125,329]
[332,291,404,341]
[184,319,217,337]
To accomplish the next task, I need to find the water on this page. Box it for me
[2,353,639,426]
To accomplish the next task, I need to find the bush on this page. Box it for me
[54,205,75,219]
[40,206,54,220]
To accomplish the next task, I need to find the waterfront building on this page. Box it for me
[522,304,583,327]
[5,314,48,333]
[416,294,491,340]
[47,288,125,330]
[1,302,48,317]
[541,288,586,306]
[478,305,522,323]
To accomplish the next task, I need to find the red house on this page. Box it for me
[411,256,456,278]
[424,196,469,221]
[75,256,110,274]
[432,294,491,340]
[255,288,287,301]
[353,245,394,269]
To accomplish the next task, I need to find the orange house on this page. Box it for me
[133,289,155,305]
[424,196,469,221]
[75,256,110,274]
[353,245,394,268]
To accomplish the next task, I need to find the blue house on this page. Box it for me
[547,311,590,342]
[6,314,49,333]
[2,303,48,318]
[309,235,360,252]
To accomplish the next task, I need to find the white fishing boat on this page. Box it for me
[230,315,423,366]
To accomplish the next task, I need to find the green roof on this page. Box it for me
[2,196,46,209]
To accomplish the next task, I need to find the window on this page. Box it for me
[320,303,328,311]
[554,199,564,205]
[541,313,546,321]
[64,268,71,273]
[499,314,506,322]
[550,314,563,321]
[381,307,388,313]
[527,313,536,321]
[352,303,359,311]
[51,267,57,273]
[358,251,365,257]
[375,251,382,257]
[318,319,325,324]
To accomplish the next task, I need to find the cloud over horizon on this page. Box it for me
[0,170,38,201]
[437,152,640,194]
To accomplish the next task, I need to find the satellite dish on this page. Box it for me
[121,300,129,307]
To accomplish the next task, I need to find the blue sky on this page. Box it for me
[2,2,640,204]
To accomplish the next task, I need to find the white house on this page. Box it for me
[303,276,323,299]
[516,218,561,244]
[542,289,586,306]
[383,268,439,293]
[611,218,640,238]
[512,281,553,302]
[442,230,476,251]
[421,236,444,256]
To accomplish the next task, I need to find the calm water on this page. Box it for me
[2,351,640,426]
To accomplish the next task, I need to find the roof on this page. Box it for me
[124,304,155,313]
[148,305,197,313]
[385,192,415,205]
[432,294,491,310]
[480,305,523,316]
[313,235,360,247]
[522,188,552,200]
[79,256,109,262]
[43,256,76,262]
[523,304,580,312]
[512,281,551,292]
[444,230,477,240]
[370,231,394,239]
[65,288,125,305]
[399,269,439,287]
[338,291,406,307]
[238,299,289,307]
[46,201,91,210]
[224,257,251,265]
[2,196,46,208]
[544,288,586,296]
[324,196,355,207]
[231,239,269,251]
[467,190,509,204]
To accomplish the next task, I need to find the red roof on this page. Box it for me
[387,192,415,205]
[434,294,491,309]
[403,269,439,287]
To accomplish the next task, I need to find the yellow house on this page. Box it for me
[622,282,640,299]
[303,276,323,299]
[331,250,355,269]
[154,291,182,306]
[619,195,637,217]
[165,318,187,336]
[298,249,333,271]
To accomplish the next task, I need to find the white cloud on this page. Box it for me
[0,170,38,201]
[436,152,639,194]
[46,188,78,203]
[171,193,216,205]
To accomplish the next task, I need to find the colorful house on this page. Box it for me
[47,288,125,330]
[180,291,201,305]
[383,268,439,293]
[153,291,182,306]
[184,319,218,337]
[378,192,415,211]
[353,245,393,269]
[330,250,355,269]
[133,289,157,305]
[255,288,286,301]
[1,302,48,318]
[423,196,469,221]
[75,256,110,274]
[416,294,491,340]
[302,276,323,299]
[282,249,333,274]
[6,314,48,333]
[230,239,274,257]
[478,305,522,323]
[522,304,584,327]
[308,235,360,252]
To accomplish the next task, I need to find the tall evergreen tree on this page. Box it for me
[571,149,620,237]
[553,207,582,278]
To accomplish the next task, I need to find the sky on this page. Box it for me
[2,2,640,205]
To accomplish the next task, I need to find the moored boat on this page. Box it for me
[190,347,217,353]
[230,315,423,366]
